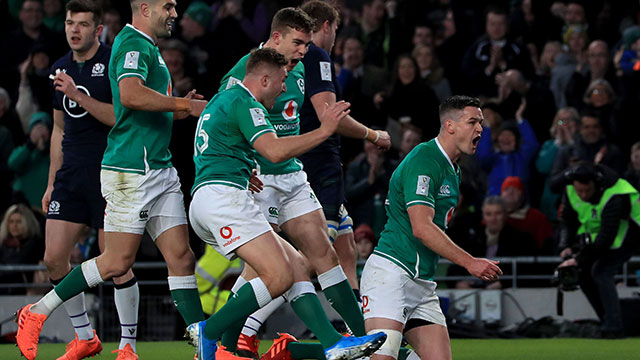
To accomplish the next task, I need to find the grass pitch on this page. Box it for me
[1,338,638,359]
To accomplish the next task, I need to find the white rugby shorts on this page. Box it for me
[189,184,272,260]
[253,171,322,227]
[360,254,447,327]
[101,167,187,239]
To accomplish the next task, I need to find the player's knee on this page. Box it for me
[264,265,294,296]
[43,251,68,275]
[166,246,196,275]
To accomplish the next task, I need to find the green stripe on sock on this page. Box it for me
[322,279,366,336]
[204,282,260,341]
[54,266,89,301]
[290,293,343,348]
[171,288,205,325]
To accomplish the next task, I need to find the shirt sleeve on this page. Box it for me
[219,60,245,93]
[303,48,335,98]
[401,155,439,210]
[235,100,275,145]
[113,38,152,83]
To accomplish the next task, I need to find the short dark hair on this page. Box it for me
[439,95,481,121]
[246,48,288,75]
[300,0,340,31]
[271,7,315,36]
[66,0,103,25]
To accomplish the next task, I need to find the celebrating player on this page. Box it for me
[360,96,503,360]
[187,47,386,360]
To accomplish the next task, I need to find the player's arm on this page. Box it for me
[408,205,503,281]
[309,91,391,150]
[42,109,64,212]
[253,101,350,163]
[119,77,206,117]
[52,72,116,127]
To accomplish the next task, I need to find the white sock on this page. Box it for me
[115,277,139,351]
[241,296,285,337]
[31,289,64,317]
[63,293,94,340]
[249,278,273,308]
[231,276,248,294]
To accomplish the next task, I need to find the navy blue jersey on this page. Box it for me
[50,43,112,166]
[299,43,341,161]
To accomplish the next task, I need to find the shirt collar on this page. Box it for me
[126,24,155,45]
[238,82,258,101]
[435,137,456,171]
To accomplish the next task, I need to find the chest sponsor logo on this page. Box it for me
[438,184,451,197]
[282,100,298,121]
[416,175,430,196]
[63,85,90,118]
[250,108,267,126]
[91,63,105,77]
[320,61,332,81]
[297,78,305,94]
[124,51,140,69]
[444,207,455,229]
[48,200,60,215]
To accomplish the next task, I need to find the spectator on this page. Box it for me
[398,124,422,161]
[412,44,452,102]
[434,8,469,94]
[536,107,580,221]
[374,54,440,140]
[16,44,53,129]
[461,6,534,97]
[582,79,620,143]
[536,41,563,85]
[557,162,640,338]
[623,142,640,190]
[616,26,640,75]
[566,40,618,111]
[42,0,65,33]
[552,110,625,177]
[476,114,540,196]
[412,23,434,48]
[210,0,268,45]
[495,68,557,142]
[354,224,376,280]
[160,39,196,97]
[550,24,588,108]
[0,124,13,215]
[480,102,504,143]
[0,86,25,146]
[0,203,45,294]
[8,111,51,209]
[0,0,64,101]
[178,1,216,94]
[100,8,123,46]
[345,140,398,235]
[500,176,554,253]
[448,196,537,289]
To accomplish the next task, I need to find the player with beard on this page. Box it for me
[360,96,502,360]
[15,2,207,359]
[44,1,140,359]
[217,8,377,358]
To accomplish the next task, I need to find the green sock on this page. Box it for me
[288,342,326,360]
[322,279,366,336]
[171,288,205,325]
[398,347,412,360]
[290,293,343,348]
[204,282,262,341]
[54,265,89,301]
[220,291,245,352]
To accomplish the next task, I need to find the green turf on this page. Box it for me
[1,338,638,359]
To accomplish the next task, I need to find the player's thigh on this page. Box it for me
[282,209,335,261]
[235,231,293,295]
[361,255,412,322]
[155,224,194,275]
[100,169,148,235]
[97,231,143,277]
[146,167,188,241]
[405,324,451,360]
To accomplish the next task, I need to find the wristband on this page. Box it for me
[175,97,190,112]
[366,128,380,143]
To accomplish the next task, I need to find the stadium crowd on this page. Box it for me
[1,0,640,294]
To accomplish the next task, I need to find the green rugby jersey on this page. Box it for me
[219,52,305,175]
[374,138,460,280]
[103,24,173,174]
[192,83,275,194]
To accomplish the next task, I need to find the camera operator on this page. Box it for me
[555,162,640,338]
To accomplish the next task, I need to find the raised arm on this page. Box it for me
[52,72,115,127]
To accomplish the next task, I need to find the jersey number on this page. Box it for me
[194,113,211,156]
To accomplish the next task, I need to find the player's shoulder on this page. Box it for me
[291,60,305,76]
[112,25,153,52]
[303,43,331,64]
[51,50,73,70]
[402,140,445,173]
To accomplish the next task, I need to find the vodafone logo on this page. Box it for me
[282,100,298,121]
[220,226,233,239]
[362,295,370,314]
